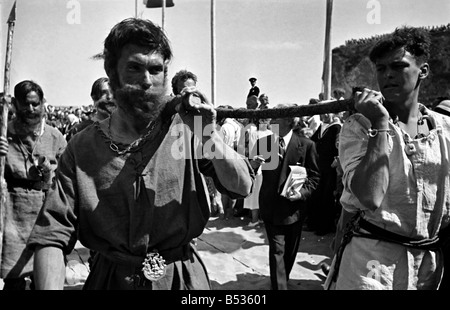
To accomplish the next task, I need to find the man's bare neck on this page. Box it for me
[387,90,420,123]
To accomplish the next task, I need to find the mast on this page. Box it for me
[322,0,333,100]
[210,0,216,106]
[162,0,166,29]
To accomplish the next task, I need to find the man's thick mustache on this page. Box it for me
[95,98,116,114]
[114,86,164,105]
[15,111,44,127]
[114,85,167,120]
[16,111,43,120]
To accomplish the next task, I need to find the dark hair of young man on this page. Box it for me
[369,26,431,64]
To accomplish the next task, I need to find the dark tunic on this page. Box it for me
[247,86,260,98]
[28,113,253,289]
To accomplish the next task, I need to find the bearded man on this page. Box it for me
[28,18,254,290]
[0,80,67,290]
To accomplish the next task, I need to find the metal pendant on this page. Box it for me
[404,143,416,156]
[142,250,167,282]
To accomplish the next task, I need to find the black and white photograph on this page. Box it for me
[0,0,449,299]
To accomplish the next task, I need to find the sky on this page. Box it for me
[0,0,449,109]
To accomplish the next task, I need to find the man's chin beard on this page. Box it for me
[114,85,166,122]
[16,113,43,126]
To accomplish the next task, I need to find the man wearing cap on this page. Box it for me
[247,77,260,98]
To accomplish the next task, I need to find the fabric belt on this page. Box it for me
[6,178,49,191]
[357,217,441,251]
[330,213,446,284]
[103,243,192,267]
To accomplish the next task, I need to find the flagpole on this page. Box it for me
[135,0,138,17]
[210,0,216,106]
[162,0,166,29]
[322,0,333,100]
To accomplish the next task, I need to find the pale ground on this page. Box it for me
[197,215,333,290]
[0,215,334,290]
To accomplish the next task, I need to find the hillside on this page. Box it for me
[331,24,450,107]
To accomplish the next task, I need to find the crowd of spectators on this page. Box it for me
[42,103,95,140]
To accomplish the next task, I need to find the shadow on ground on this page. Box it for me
[199,216,334,290]
[210,273,270,290]
[210,273,325,291]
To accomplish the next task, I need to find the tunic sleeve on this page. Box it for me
[197,157,255,200]
[28,143,78,255]
[338,114,371,213]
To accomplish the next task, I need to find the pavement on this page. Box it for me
[197,215,334,290]
[0,214,335,290]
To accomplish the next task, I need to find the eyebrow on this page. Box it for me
[128,53,164,64]
[376,59,408,67]
[391,59,408,64]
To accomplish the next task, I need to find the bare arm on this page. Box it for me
[350,89,390,210]
[34,246,66,290]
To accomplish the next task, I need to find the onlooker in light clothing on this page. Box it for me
[217,105,243,219]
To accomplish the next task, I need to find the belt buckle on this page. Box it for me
[142,250,167,282]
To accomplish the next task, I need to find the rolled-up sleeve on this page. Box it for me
[338,114,371,212]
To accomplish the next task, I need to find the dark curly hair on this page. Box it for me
[171,69,198,95]
[103,18,173,92]
[369,26,431,64]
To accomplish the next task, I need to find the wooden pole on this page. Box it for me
[0,0,16,261]
[164,95,355,120]
[215,98,354,119]
[322,0,333,100]
[162,0,166,29]
[210,0,216,106]
[135,0,138,17]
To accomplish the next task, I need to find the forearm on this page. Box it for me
[203,132,253,196]
[350,128,390,210]
[34,246,66,290]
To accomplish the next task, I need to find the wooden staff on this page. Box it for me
[164,94,356,120]
[1,1,16,258]
[215,97,355,119]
